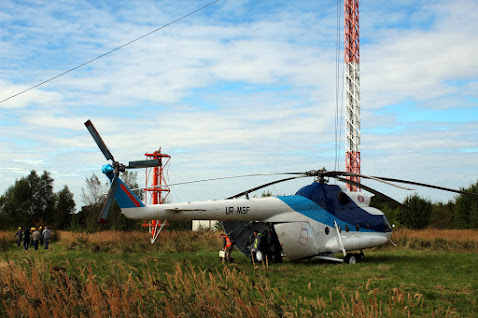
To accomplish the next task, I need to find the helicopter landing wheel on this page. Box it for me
[344,253,357,264]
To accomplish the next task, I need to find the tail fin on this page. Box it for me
[113,177,145,209]
[102,164,145,210]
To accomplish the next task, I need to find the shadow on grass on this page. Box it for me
[292,250,434,267]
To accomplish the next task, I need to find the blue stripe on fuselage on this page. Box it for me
[277,195,375,232]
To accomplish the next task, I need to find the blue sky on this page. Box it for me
[1,0,477,207]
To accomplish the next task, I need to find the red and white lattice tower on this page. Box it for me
[142,148,171,244]
[344,0,361,191]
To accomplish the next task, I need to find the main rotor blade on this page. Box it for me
[328,171,414,190]
[168,172,306,187]
[366,175,478,198]
[227,176,308,199]
[334,176,408,209]
[84,120,115,161]
[273,169,414,191]
[127,172,307,192]
[128,159,162,169]
[98,177,119,224]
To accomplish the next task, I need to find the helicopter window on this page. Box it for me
[382,216,392,232]
[325,227,330,235]
[355,224,360,231]
[345,225,350,232]
[338,192,350,205]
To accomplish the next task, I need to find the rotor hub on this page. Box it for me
[102,164,115,180]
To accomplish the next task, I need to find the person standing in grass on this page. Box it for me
[268,229,282,263]
[252,230,263,262]
[32,228,41,250]
[42,226,51,250]
[39,226,44,246]
[220,233,234,263]
[14,227,23,247]
[29,227,35,247]
[23,227,31,251]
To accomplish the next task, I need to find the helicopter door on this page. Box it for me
[274,222,319,261]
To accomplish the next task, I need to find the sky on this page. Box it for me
[1,0,477,209]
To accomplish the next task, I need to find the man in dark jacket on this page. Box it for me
[252,230,265,262]
[23,228,31,250]
[269,229,282,263]
[14,227,23,246]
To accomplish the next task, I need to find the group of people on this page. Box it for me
[219,228,283,264]
[14,226,51,250]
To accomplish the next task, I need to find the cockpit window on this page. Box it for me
[338,191,350,205]
[382,216,392,232]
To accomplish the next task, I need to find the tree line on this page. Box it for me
[0,171,75,230]
[370,182,478,229]
[0,170,190,232]
[0,170,477,231]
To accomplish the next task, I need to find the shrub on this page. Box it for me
[400,194,433,229]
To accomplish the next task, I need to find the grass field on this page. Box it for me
[1,229,477,317]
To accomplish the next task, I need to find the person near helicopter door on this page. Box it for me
[220,233,234,263]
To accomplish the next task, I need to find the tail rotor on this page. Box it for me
[84,119,155,223]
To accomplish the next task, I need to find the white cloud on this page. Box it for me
[0,0,476,207]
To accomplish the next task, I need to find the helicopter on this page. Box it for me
[85,119,478,264]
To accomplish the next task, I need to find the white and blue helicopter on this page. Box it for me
[85,120,477,264]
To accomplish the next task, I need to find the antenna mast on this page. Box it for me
[344,0,361,191]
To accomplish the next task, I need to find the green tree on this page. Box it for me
[453,181,478,229]
[0,178,31,228]
[54,185,76,229]
[429,201,455,229]
[0,170,75,229]
[76,174,108,231]
[400,194,433,229]
[81,174,107,207]
[31,171,56,222]
[78,171,143,231]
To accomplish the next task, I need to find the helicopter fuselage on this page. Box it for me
[117,179,392,261]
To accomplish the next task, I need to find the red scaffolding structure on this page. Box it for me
[142,148,171,244]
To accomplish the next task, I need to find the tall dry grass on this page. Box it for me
[0,231,15,251]
[58,228,478,254]
[5,228,478,253]
[58,230,222,253]
[4,229,478,253]
[391,229,478,251]
[0,258,430,317]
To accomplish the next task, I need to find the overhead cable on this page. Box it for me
[0,0,221,105]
